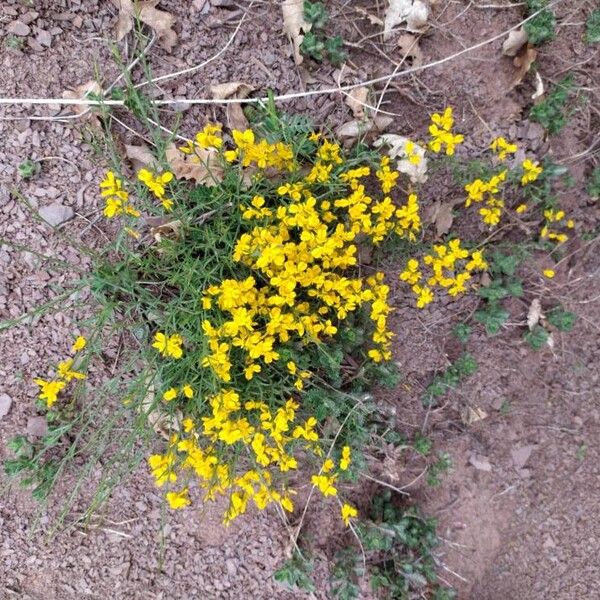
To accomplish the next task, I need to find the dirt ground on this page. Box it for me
[0,0,599,598]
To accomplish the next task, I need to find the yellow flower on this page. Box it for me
[33,378,66,408]
[521,159,543,185]
[195,123,223,149]
[182,384,194,399]
[244,363,261,380]
[163,388,178,401]
[490,137,517,161]
[57,359,86,382]
[543,269,555,279]
[71,336,86,352]
[166,487,191,509]
[341,503,358,526]
[340,446,351,470]
[515,203,528,214]
[311,473,337,497]
[152,332,184,359]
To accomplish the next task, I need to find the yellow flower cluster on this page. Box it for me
[148,390,324,522]
[100,171,140,218]
[152,332,184,359]
[521,159,543,185]
[464,170,507,226]
[400,240,487,308]
[224,129,295,171]
[540,208,575,244]
[490,137,518,161]
[34,336,87,408]
[428,107,464,156]
[138,169,174,211]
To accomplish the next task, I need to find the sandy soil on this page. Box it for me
[1,0,599,598]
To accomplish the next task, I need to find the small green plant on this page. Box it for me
[5,35,26,51]
[586,10,600,44]
[330,549,363,600]
[354,490,455,598]
[413,433,433,456]
[587,166,600,199]
[452,323,471,344]
[423,353,478,406]
[525,0,556,45]
[530,75,574,135]
[274,551,316,592]
[301,1,347,65]
[523,324,549,350]
[18,159,41,180]
[546,305,576,332]
[427,452,452,487]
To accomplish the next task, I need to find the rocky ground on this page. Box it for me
[0,0,599,598]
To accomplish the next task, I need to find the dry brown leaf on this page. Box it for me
[397,33,423,67]
[282,0,311,65]
[345,87,370,119]
[124,143,158,170]
[140,382,182,440]
[336,115,392,146]
[429,200,457,238]
[110,0,177,51]
[502,27,528,57]
[151,219,184,243]
[374,134,428,184]
[62,80,103,125]
[384,0,428,41]
[527,298,542,330]
[532,71,545,102]
[461,405,488,425]
[211,82,254,131]
[356,7,384,26]
[165,143,224,186]
[511,44,537,88]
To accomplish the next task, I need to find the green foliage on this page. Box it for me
[18,159,40,180]
[301,1,347,65]
[586,10,600,44]
[423,353,478,405]
[330,549,363,600]
[274,551,316,592]
[524,0,556,45]
[475,303,509,335]
[587,167,600,199]
[413,433,432,456]
[353,490,455,599]
[523,324,549,350]
[546,306,576,332]
[427,453,452,487]
[5,35,25,51]
[530,75,574,135]
[452,323,471,344]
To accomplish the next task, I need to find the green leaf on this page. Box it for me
[530,75,574,135]
[324,36,347,66]
[504,279,524,297]
[300,31,325,61]
[452,323,471,343]
[524,325,549,350]
[303,1,328,28]
[475,304,509,335]
[490,252,519,276]
[546,307,576,332]
[478,280,508,302]
[586,9,600,44]
[524,0,556,45]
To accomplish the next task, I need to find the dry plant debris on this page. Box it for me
[282,0,311,65]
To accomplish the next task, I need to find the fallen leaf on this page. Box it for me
[461,405,488,425]
[502,27,528,57]
[532,71,545,101]
[151,219,184,243]
[336,115,393,146]
[397,33,423,67]
[384,0,428,41]
[527,298,542,330]
[345,86,370,119]
[469,454,492,472]
[356,6,384,26]
[211,82,254,131]
[374,134,428,184]
[427,199,461,238]
[140,381,182,440]
[511,445,534,469]
[282,0,311,65]
[511,44,537,88]
[110,0,177,51]
[62,80,103,126]
[124,143,158,171]
[165,143,224,186]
